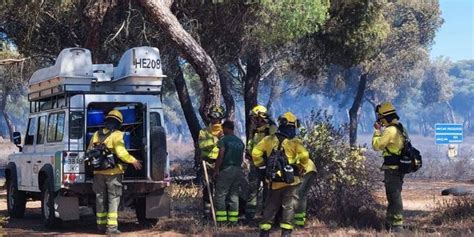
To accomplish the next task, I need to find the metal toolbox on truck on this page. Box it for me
[28,48,94,100]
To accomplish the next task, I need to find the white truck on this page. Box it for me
[5,47,170,227]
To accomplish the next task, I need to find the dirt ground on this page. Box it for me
[0,179,472,236]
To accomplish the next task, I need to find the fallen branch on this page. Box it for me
[0,58,30,65]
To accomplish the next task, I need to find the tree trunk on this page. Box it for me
[0,94,15,140]
[349,73,368,147]
[266,77,281,116]
[171,59,201,146]
[445,101,456,123]
[83,0,118,62]
[466,111,472,135]
[139,0,221,125]
[0,113,7,138]
[2,110,15,141]
[243,51,261,140]
[219,71,235,121]
[171,57,203,168]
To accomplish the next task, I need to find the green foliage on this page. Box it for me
[421,58,453,106]
[449,60,474,132]
[253,0,330,45]
[302,110,382,228]
[324,0,390,67]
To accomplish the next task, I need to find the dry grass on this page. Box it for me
[0,216,8,228]
[433,197,474,223]
[167,183,200,201]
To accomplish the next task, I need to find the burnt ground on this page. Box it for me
[0,179,473,236]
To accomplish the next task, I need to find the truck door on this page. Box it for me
[31,115,47,190]
[19,117,37,188]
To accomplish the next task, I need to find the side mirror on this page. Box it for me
[13,132,21,145]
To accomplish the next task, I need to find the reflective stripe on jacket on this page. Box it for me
[89,129,137,175]
[251,135,310,190]
[372,121,404,170]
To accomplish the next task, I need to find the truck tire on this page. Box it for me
[41,177,61,228]
[134,197,158,227]
[6,176,27,218]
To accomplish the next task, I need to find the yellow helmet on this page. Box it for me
[376,102,397,117]
[106,109,124,124]
[250,105,268,118]
[209,105,225,119]
[278,112,300,128]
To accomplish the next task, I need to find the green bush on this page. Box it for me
[301,110,383,229]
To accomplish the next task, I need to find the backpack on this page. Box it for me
[85,129,117,171]
[387,123,422,174]
[265,136,298,184]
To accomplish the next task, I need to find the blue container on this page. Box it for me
[116,106,136,124]
[124,132,131,149]
[87,110,104,126]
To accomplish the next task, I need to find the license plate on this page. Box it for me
[64,157,84,173]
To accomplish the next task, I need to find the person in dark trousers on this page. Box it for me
[88,110,142,234]
[253,112,310,237]
[198,106,225,217]
[372,102,406,232]
[245,105,277,221]
[213,120,245,225]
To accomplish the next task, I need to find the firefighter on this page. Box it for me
[372,102,406,232]
[246,105,277,221]
[88,110,142,234]
[252,112,310,237]
[198,105,225,217]
[213,120,245,225]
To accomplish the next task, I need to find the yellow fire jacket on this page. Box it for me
[88,128,137,175]
[372,121,404,170]
[247,122,278,153]
[198,124,222,160]
[252,135,310,190]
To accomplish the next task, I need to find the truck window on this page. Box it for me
[37,116,47,144]
[150,112,161,127]
[47,112,65,143]
[25,117,37,145]
[69,111,84,139]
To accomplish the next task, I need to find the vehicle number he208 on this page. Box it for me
[135,58,161,70]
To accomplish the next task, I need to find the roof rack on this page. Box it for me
[27,47,166,101]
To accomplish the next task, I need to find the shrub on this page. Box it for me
[301,110,383,229]
[433,197,474,225]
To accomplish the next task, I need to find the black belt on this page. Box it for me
[383,155,401,166]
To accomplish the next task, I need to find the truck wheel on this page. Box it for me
[41,177,61,228]
[134,197,158,227]
[6,176,27,218]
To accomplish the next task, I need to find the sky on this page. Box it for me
[430,0,474,61]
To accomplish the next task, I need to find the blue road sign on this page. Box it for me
[435,123,463,144]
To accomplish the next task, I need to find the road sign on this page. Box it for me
[435,123,463,144]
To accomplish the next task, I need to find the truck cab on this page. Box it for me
[5,47,170,227]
